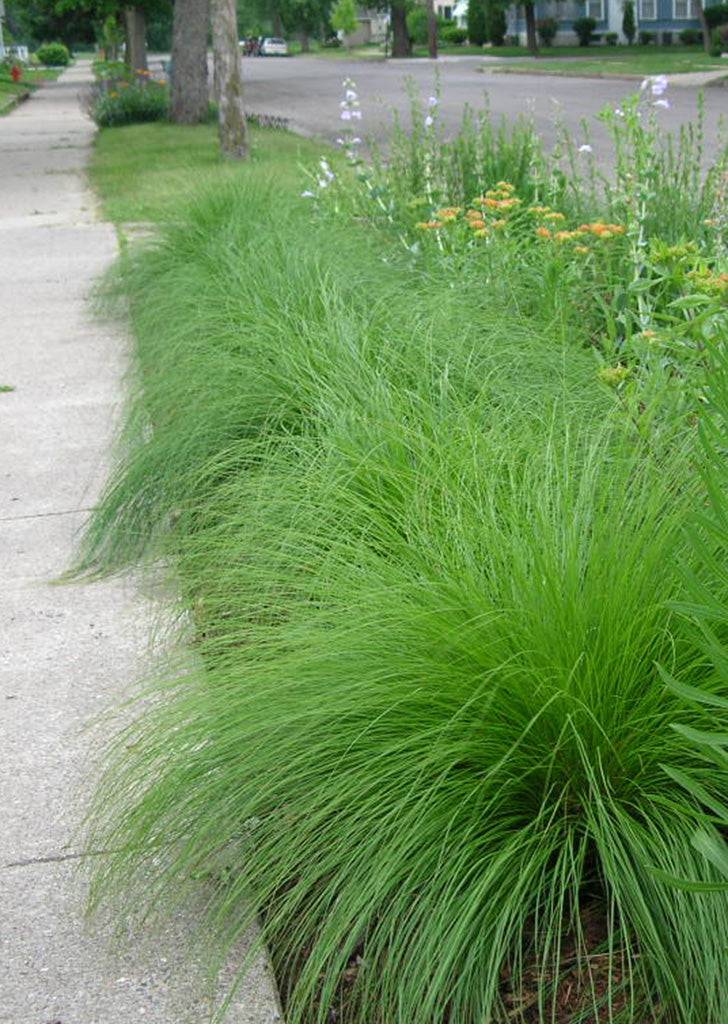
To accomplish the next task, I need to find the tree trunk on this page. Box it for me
[427,0,438,57]
[170,0,210,123]
[273,7,283,36]
[211,0,248,159]
[124,6,148,73]
[524,2,538,54]
[301,28,310,51]
[390,0,411,56]
[696,0,711,52]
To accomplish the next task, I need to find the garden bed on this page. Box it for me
[79,84,728,1024]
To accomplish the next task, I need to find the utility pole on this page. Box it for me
[0,0,6,59]
[426,0,438,58]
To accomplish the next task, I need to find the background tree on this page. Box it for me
[53,0,168,71]
[169,0,209,123]
[621,0,635,43]
[330,0,356,44]
[426,0,437,57]
[390,0,410,55]
[5,0,97,46]
[124,5,147,71]
[211,0,248,158]
[282,0,328,47]
[521,0,538,53]
[466,0,486,45]
[484,0,506,44]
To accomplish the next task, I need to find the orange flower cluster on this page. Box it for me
[472,182,522,213]
[434,207,461,222]
[415,220,444,230]
[465,208,487,233]
[687,268,728,296]
[579,222,626,238]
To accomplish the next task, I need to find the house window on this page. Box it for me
[586,0,604,19]
[639,0,656,18]
[673,0,697,17]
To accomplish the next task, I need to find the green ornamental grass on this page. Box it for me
[79,176,728,1022]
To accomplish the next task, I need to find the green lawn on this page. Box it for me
[0,66,63,113]
[290,40,726,72]
[90,121,327,224]
[481,46,728,76]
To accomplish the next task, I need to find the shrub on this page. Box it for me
[35,42,70,66]
[710,22,728,53]
[537,16,558,45]
[573,16,597,45]
[92,57,133,82]
[622,0,636,43]
[605,30,618,44]
[638,28,655,44]
[92,80,168,127]
[485,0,507,44]
[679,26,702,44]
[321,34,342,46]
[441,24,468,44]
[661,29,673,44]
[466,0,487,45]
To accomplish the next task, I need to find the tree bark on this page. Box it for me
[124,6,148,73]
[169,0,210,123]
[273,6,283,36]
[427,0,438,57]
[211,0,248,159]
[524,2,538,54]
[390,0,411,56]
[301,28,310,51]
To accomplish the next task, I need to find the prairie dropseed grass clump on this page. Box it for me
[77,82,728,1024]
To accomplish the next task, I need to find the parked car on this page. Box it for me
[259,37,288,56]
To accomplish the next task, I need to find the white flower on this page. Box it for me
[614,108,625,118]
[428,95,438,107]
[651,74,668,96]
[336,137,345,145]
[301,190,315,198]
[345,88,357,101]
[578,144,593,153]
[653,98,670,109]
[317,177,329,189]
[341,110,352,121]
[424,115,434,128]
[351,137,362,144]
[351,109,362,120]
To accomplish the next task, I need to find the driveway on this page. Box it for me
[238,55,727,160]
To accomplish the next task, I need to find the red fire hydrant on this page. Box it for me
[11,65,22,83]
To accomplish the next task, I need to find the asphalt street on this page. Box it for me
[237,54,727,160]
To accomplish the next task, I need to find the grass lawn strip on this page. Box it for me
[0,67,66,115]
[481,49,727,77]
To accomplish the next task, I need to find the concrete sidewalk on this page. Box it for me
[0,62,281,1024]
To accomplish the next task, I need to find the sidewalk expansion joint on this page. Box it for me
[0,505,97,523]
